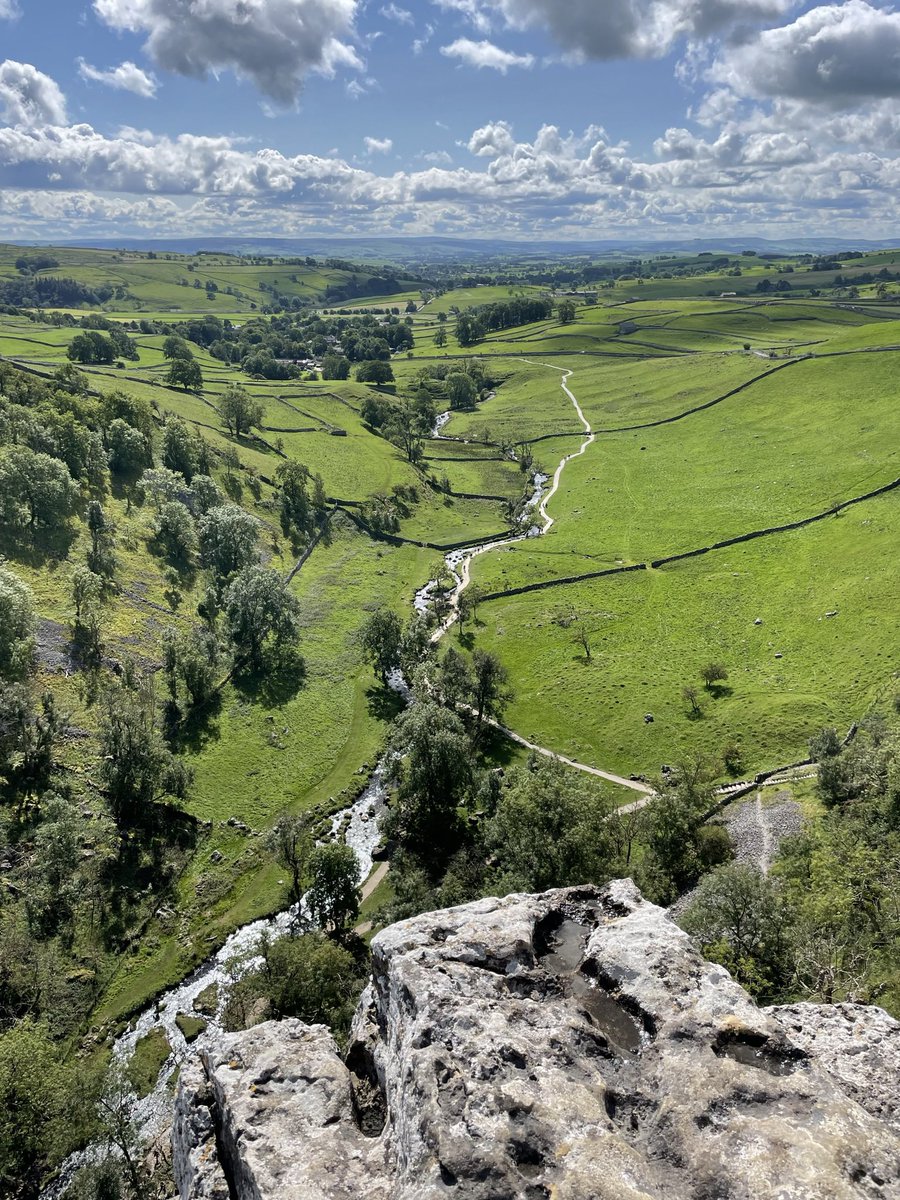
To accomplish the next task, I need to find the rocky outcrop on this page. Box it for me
[173,881,900,1200]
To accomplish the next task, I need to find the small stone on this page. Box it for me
[754,618,763,626]
[775,652,783,659]
[210,851,223,864]
[644,713,654,724]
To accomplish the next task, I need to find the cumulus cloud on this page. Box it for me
[92,0,362,105]
[436,0,796,59]
[707,1,900,105]
[0,1,19,18]
[77,59,158,98]
[0,60,67,126]
[440,37,534,71]
[4,54,900,241]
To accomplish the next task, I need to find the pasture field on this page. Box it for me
[470,348,900,588]
[471,491,899,777]
[0,243,419,313]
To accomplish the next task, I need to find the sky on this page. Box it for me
[1,0,899,243]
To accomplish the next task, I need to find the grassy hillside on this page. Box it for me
[0,255,897,1025]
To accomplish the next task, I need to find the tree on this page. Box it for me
[167,357,203,390]
[306,843,361,935]
[189,473,223,515]
[267,812,314,908]
[455,312,482,347]
[0,447,77,529]
[487,760,615,893]
[446,371,477,410]
[163,335,193,361]
[71,566,102,622]
[0,567,35,679]
[25,793,80,934]
[67,331,114,365]
[97,677,192,822]
[680,864,790,997]
[388,701,471,862]
[276,460,313,541]
[557,300,577,324]
[385,397,428,464]
[321,353,350,380]
[219,385,264,438]
[435,647,472,712]
[162,625,220,709]
[105,419,151,476]
[52,363,90,395]
[161,418,199,482]
[470,649,512,739]
[434,326,447,348]
[700,661,729,691]
[86,501,117,579]
[0,1019,94,1197]
[0,685,62,802]
[152,501,197,566]
[682,684,703,716]
[198,504,259,583]
[260,933,361,1037]
[356,360,394,385]
[224,566,301,668]
[639,759,717,903]
[360,607,403,684]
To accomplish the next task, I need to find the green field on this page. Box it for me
[2,256,899,1021]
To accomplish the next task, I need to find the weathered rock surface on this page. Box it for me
[173,881,900,1199]
[767,1002,900,1136]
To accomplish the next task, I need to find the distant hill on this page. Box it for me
[41,234,900,265]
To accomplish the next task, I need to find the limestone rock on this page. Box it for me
[768,1001,900,1135]
[173,1021,390,1200]
[173,881,900,1199]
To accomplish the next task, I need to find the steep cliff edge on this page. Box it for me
[173,881,900,1199]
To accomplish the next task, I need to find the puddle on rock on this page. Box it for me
[536,915,643,1057]
[714,1033,803,1077]
[570,975,642,1055]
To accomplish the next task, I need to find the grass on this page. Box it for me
[470,491,899,779]
[4,257,899,1027]
[175,1013,208,1043]
[469,348,899,590]
[127,1028,172,1098]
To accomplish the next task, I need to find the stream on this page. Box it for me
[48,365,591,1193]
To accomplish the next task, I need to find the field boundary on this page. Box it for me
[477,474,900,603]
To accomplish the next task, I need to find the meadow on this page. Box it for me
[2,258,899,1019]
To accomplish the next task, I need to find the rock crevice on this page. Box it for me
[174,881,900,1199]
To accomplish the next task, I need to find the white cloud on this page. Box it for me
[434,0,492,34]
[0,1,19,18]
[708,1,900,105]
[0,60,67,126]
[440,37,534,71]
[92,0,363,105]
[379,3,412,23]
[77,59,158,98]
[6,57,900,241]
[438,0,796,59]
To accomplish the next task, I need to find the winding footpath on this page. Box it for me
[427,360,652,798]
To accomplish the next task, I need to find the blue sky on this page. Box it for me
[1,1,898,241]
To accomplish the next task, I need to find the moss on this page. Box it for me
[126,1028,172,1099]
[175,1013,208,1043]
